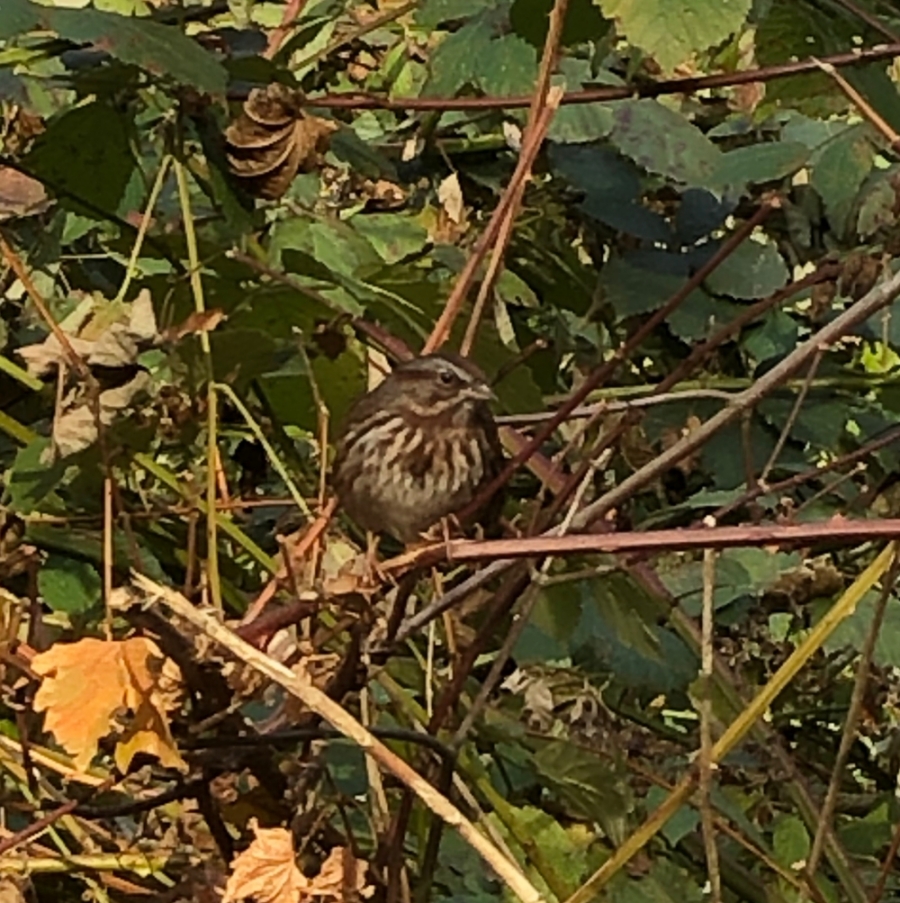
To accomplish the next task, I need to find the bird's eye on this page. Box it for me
[438,370,456,385]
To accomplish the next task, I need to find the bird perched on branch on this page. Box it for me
[332,353,504,544]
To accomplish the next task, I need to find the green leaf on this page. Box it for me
[534,739,633,836]
[810,124,875,237]
[742,309,798,363]
[23,101,136,217]
[839,801,892,857]
[668,291,740,343]
[645,787,700,846]
[1,2,227,94]
[704,239,789,299]
[7,438,66,514]
[602,257,707,319]
[350,213,429,265]
[827,589,900,669]
[425,21,537,97]
[416,0,502,29]
[595,0,752,72]
[0,0,37,39]
[37,554,102,615]
[610,99,721,188]
[857,176,898,238]
[711,141,809,193]
[773,815,810,870]
[549,102,615,144]
[478,34,538,97]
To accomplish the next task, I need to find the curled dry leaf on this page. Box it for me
[32,636,186,773]
[161,308,228,343]
[225,83,337,200]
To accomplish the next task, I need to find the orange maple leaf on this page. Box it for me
[223,820,308,903]
[32,637,185,772]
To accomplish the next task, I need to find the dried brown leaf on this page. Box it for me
[226,84,337,199]
[307,847,373,902]
[222,820,308,903]
[162,309,228,343]
[0,167,50,220]
[18,289,158,376]
[437,173,464,224]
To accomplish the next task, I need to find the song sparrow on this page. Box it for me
[332,353,503,543]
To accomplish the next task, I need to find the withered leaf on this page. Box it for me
[222,820,308,903]
[0,166,50,221]
[49,370,151,460]
[162,308,228,343]
[226,83,337,200]
[32,636,185,772]
[18,289,158,377]
[307,847,374,902]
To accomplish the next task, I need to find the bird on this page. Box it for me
[331,352,504,544]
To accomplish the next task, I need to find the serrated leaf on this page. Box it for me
[810,124,875,237]
[704,239,788,299]
[350,213,428,265]
[711,141,809,193]
[595,0,752,72]
[1,2,226,94]
[425,22,537,97]
[478,33,538,97]
[611,99,721,188]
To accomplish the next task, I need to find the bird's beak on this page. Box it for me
[467,381,496,402]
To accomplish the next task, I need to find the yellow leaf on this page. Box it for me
[32,637,185,772]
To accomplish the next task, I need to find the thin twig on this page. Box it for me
[869,813,900,901]
[175,160,222,612]
[759,348,824,485]
[423,92,563,353]
[459,0,570,356]
[305,43,900,111]
[385,519,900,570]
